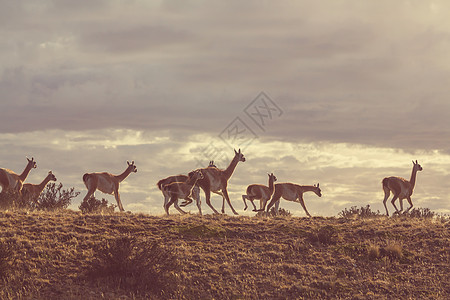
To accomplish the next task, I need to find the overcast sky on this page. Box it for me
[1,1,449,216]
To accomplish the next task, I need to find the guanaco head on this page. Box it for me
[234,148,245,162]
[268,173,277,182]
[127,161,137,173]
[27,157,37,169]
[413,160,423,172]
[188,170,204,181]
[314,183,322,197]
[48,171,57,182]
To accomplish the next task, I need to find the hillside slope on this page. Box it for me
[0,211,449,299]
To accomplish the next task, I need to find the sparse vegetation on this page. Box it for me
[79,196,116,214]
[382,241,403,261]
[0,183,79,211]
[407,207,438,218]
[87,236,179,297]
[338,204,382,218]
[367,243,381,260]
[256,207,292,218]
[0,190,22,210]
[0,240,13,279]
[0,208,448,299]
[33,183,79,211]
[308,224,339,245]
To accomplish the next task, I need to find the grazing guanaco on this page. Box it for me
[162,170,203,215]
[242,173,277,212]
[0,157,37,195]
[82,161,137,212]
[195,149,245,215]
[382,160,423,216]
[265,183,322,217]
[22,171,57,201]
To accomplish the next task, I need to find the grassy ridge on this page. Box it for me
[0,210,449,299]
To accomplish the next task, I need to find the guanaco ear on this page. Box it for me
[48,171,52,174]
[415,160,418,164]
[317,183,320,188]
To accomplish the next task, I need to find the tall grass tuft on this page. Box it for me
[367,243,381,260]
[87,236,179,297]
[309,225,339,245]
[382,242,403,260]
[0,241,13,279]
[0,190,23,210]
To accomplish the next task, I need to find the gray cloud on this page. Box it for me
[1,1,450,215]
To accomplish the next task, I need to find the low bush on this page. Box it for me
[406,207,438,219]
[33,183,80,211]
[79,197,116,214]
[256,207,292,217]
[86,236,179,297]
[309,225,338,245]
[338,205,382,219]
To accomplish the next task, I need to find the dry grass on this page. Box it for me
[0,210,449,299]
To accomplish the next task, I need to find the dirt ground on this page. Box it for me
[0,210,449,299]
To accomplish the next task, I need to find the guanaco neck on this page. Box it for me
[38,175,53,192]
[186,176,199,187]
[19,162,34,182]
[268,177,275,194]
[409,166,419,191]
[223,155,239,180]
[299,185,317,194]
[115,166,134,182]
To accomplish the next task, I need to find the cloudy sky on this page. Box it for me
[1,0,449,216]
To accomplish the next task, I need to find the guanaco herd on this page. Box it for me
[0,151,423,217]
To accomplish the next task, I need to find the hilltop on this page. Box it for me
[0,210,449,299]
